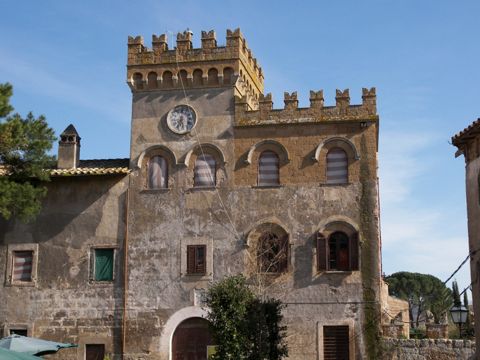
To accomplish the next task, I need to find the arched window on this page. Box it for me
[194,154,216,187]
[326,148,348,184]
[192,69,203,86]
[162,71,173,88]
[207,68,219,85]
[133,73,143,90]
[258,232,288,273]
[317,231,359,271]
[258,151,279,186]
[148,156,168,189]
[147,72,158,89]
[223,67,234,85]
[178,69,188,87]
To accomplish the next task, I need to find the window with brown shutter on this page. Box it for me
[318,231,359,272]
[317,233,327,271]
[187,245,207,275]
[323,326,349,360]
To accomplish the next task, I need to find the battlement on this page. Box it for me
[235,88,378,126]
[127,28,263,98]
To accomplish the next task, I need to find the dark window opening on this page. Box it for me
[258,232,288,273]
[323,326,349,360]
[317,231,359,272]
[86,344,105,360]
[94,249,114,281]
[187,245,206,275]
[10,328,28,336]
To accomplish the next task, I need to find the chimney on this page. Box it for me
[57,124,81,169]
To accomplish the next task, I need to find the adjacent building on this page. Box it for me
[452,119,480,358]
[0,28,402,359]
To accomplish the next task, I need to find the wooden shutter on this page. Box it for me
[187,246,196,274]
[350,233,359,271]
[194,154,216,187]
[317,233,327,271]
[326,148,348,184]
[323,326,349,360]
[258,151,280,186]
[13,251,33,281]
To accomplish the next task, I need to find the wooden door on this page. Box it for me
[172,318,213,360]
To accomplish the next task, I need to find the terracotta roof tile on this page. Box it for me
[452,118,480,146]
[0,158,131,177]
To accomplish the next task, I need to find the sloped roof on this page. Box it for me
[452,118,480,147]
[60,124,80,136]
[0,159,131,177]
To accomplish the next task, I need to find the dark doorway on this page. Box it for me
[172,317,214,360]
[86,344,105,360]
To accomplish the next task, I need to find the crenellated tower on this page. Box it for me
[127,28,264,110]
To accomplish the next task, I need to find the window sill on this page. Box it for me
[7,281,36,287]
[323,270,354,274]
[141,188,170,194]
[252,185,283,189]
[188,186,218,192]
[321,182,351,187]
[89,280,115,286]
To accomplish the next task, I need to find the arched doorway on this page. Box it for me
[172,317,213,360]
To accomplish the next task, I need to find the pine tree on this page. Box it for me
[0,83,56,222]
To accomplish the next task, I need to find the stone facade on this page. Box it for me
[0,28,395,360]
[382,339,476,360]
[452,118,480,360]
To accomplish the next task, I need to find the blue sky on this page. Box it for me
[1,0,478,294]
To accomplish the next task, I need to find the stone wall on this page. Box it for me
[382,339,476,360]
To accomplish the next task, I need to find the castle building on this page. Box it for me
[452,119,480,357]
[0,29,402,360]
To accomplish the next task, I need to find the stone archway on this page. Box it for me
[171,317,213,360]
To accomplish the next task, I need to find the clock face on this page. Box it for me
[166,105,197,134]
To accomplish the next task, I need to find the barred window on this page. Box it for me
[326,148,348,184]
[258,232,288,273]
[148,156,168,189]
[323,326,350,360]
[258,151,279,186]
[194,154,216,187]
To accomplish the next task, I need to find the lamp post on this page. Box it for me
[450,305,468,337]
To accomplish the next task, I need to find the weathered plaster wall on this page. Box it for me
[0,175,128,359]
[125,85,381,359]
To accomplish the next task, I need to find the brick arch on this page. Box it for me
[158,306,209,360]
[137,145,178,189]
[313,137,360,162]
[245,139,290,165]
[245,221,290,275]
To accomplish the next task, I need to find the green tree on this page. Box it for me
[385,272,452,327]
[0,83,56,222]
[205,275,288,360]
[452,280,461,307]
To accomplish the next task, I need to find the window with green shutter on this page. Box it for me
[94,249,114,281]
